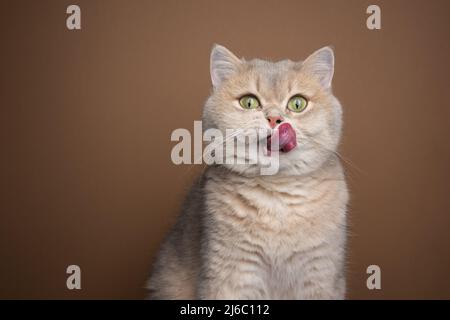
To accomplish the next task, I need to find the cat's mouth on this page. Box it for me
[267,123,297,154]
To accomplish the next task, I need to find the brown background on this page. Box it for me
[1,0,449,299]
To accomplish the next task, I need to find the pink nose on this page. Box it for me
[267,116,284,128]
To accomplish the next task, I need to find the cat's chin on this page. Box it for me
[263,144,297,157]
[265,146,297,156]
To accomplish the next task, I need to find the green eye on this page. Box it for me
[287,95,308,113]
[239,95,260,109]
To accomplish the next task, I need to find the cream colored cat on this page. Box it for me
[147,45,348,299]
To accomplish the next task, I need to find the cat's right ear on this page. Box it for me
[210,44,241,90]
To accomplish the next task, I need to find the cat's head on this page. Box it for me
[203,44,343,176]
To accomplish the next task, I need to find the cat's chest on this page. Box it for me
[230,177,346,252]
[236,179,337,225]
[205,168,347,254]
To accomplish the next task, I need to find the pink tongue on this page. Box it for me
[267,123,297,153]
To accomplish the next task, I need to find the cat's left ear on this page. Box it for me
[210,44,242,90]
[301,46,335,89]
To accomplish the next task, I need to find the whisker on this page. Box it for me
[301,134,367,176]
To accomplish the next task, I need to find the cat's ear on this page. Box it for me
[301,46,335,89]
[210,44,241,89]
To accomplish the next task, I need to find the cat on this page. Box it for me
[147,44,348,299]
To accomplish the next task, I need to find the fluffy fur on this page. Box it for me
[147,45,348,299]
